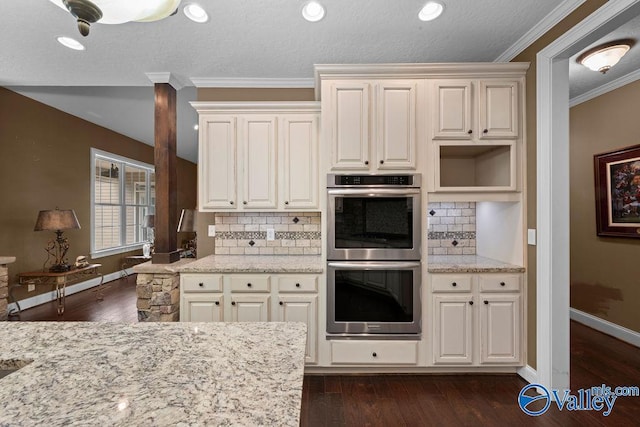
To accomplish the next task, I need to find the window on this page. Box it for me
[91,148,155,257]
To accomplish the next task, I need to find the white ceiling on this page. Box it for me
[3,0,636,164]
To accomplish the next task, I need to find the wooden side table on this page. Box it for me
[121,256,151,278]
[11,264,103,315]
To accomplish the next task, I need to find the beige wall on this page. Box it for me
[569,80,640,333]
[513,0,607,368]
[0,87,197,302]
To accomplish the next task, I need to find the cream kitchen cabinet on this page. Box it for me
[326,80,419,171]
[432,79,519,140]
[182,294,224,322]
[192,102,320,211]
[431,273,522,366]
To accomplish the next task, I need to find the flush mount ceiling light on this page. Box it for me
[302,1,325,22]
[57,36,85,50]
[49,0,181,36]
[577,39,635,74]
[183,3,208,23]
[418,1,444,22]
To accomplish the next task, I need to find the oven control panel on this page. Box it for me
[328,174,419,187]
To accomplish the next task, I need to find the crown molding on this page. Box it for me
[570,68,640,107]
[190,101,320,113]
[190,78,315,88]
[494,0,586,62]
[145,72,184,90]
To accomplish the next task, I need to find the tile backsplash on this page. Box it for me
[427,202,476,255]
[214,212,321,255]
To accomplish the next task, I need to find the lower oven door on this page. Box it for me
[327,261,421,337]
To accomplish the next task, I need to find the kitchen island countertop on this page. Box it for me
[0,321,306,426]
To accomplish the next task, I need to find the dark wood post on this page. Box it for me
[152,83,180,264]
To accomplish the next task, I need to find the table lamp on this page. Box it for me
[143,214,155,257]
[177,209,197,258]
[34,208,81,272]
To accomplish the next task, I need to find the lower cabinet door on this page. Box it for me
[433,295,474,364]
[277,295,318,364]
[182,294,224,322]
[480,295,521,364]
[230,295,271,322]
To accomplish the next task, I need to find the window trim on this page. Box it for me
[90,148,155,258]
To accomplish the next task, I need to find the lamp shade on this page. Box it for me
[177,209,197,232]
[143,214,155,228]
[34,209,81,232]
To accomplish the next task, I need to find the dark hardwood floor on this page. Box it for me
[8,277,640,425]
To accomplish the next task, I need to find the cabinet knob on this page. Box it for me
[372,352,377,357]
[483,129,488,134]
[380,160,384,165]
[198,282,204,287]
[243,201,247,205]
[452,282,457,287]
[467,129,473,134]
[231,301,236,306]
[500,282,506,286]
[215,301,219,306]
[364,160,369,165]
[469,301,474,305]
[247,283,252,288]
[484,300,489,305]
[230,201,234,205]
[295,283,301,288]
[279,301,284,306]
[285,201,289,205]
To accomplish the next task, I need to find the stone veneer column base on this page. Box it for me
[0,265,8,321]
[136,272,180,322]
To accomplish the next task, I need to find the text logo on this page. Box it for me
[518,383,551,416]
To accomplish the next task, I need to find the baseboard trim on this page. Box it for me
[8,270,125,314]
[517,365,537,384]
[570,308,640,348]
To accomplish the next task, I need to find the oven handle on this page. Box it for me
[327,188,421,196]
[328,261,421,269]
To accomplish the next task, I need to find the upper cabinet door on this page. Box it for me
[241,116,278,209]
[433,80,472,140]
[330,82,371,170]
[479,81,518,139]
[199,115,237,210]
[281,115,319,209]
[376,81,417,170]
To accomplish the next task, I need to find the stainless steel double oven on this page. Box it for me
[326,174,422,338]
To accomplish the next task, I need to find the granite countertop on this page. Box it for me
[0,322,307,426]
[177,254,324,274]
[428,255,525,273]
[0,256,16,265]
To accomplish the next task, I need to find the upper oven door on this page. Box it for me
[327,188,421,260]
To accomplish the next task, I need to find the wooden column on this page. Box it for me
[152,83,180,264]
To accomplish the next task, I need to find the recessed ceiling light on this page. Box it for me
[302,1,325,22]
[57,36,85,50]
[183,3,208,23]
[193,124,199,131]
[418,1,444,22]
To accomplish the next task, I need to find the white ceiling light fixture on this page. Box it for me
[49,0,181,36]
[418,1,444,22]
[183,3,208,23]
[577,39,635,74]
[302,1,325,23]
[57,36,85,50]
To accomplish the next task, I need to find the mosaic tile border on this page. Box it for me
[428,231,476,240]
[216,231,321,240]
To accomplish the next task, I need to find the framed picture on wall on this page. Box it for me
[594,144,640,238]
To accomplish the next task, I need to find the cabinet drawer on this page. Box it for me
[331,341,418,365]
[181,274,223,292]
[478,274,521,292]
[278,276,318,293]
[431,275,472,292]
[229,275,271,292]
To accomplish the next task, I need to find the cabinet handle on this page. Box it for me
[231,301,236,306]
[452,282,457,287]
[229,201,234,205]
[243,201,247,205]
[500,282,506,286]
[372,352,377,357]
[285,201,289,205]
[279,301,284,306]
[379,160,384,165]
[469,301,474,305]
[247,283,252,288]
[215,301,219,306]
[484,300,489,305]
[295,283,301,288]
[467,129,472,134]
[483,129,488,134]
[198,282,204,287]
[364,160,369,165]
